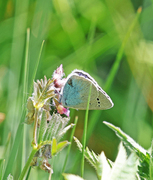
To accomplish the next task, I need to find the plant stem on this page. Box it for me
[18,149,37,180]
[61,116,78,179]
[104,7,142,92]
[33,108,39,146]
[30,40,45,94]
[81,84,92,177]
[25,166,31,180]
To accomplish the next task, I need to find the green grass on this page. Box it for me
[0,0,153,179]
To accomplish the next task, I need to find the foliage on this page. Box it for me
[65,122,153,180]
[0,0,153,179]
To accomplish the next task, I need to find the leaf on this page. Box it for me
[96,152,111,180]
[51,137,57,156]
[51,139,70,156]
[57,123,75,141]
[63,173,85,180]
[56,141,70,154]
[103,121,150,179]
[7,174,13,180]
[73,137,98,169]
[38,110,47,143]
[108,143,137,180]
[43,113,70,141]
[43,115,55,141]
[103,121,148,161]
[73,137,82,151]
[150,140,153,179]
[0,159,5,180]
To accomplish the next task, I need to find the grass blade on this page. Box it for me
[81,84,92,177]
[104,7,142,92]
[22,27,30,173]
[29,40,45,94]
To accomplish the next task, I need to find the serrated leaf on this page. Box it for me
[43,116,56,141]
[150,140,153,179]
[103,122,148,161]
[73,137,83,151]
[43,113,70,141]
[73,137,98,169]
[38,110,47,143]
[7,174,13,180]
[108,143,137,180]
[138,153,150,179]
[56,141,70,154]
[86,147,96,164]
[96,152,111,180]
[51,137,57,156]
[63,173,85,180]
[108,143,127,179]
[57,123,74,141]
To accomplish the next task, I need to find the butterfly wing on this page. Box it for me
[61,74,90,109]
[61,70,113,110]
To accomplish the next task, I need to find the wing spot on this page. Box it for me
[97,98,99,101]
[98,105,100,107]
[67,78,73,87]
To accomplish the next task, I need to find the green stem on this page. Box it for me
[61,116,78,179]
[104,7,142,92]
[25,166,31,180]
[81,84,92,177]
[19,140,52,180]
[30,40,45,94]
[33,108,39,146]
[18,149,37,180]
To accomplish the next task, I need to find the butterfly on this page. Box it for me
[60,69,114,110]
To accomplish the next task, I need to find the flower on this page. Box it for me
[57,104,70,117]
[52,65,70,117]
[53,64,67,90]
[53,64,64,80]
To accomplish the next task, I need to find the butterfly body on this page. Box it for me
[60,70,114,110]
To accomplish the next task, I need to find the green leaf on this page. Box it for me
[0,159,5,180]
[7,174,13,180]
[73,137,98,169]
[73,136,83,151]
[57,123,75,141]
[103,121,148,161]
[43,115,56,141]
[38,110,47,143]
[63,173,85,180]
[56,141,70,154]
[51,137,57,156]
[51,139,70,157]
[108,143,137,180]
[104,121,150,179]
[96,152,111,180]
[43,113,70,141]
[150,140,153,180]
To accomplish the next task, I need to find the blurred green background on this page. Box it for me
[0,0,153,179]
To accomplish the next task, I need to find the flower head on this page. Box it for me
[52,65,70,117]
